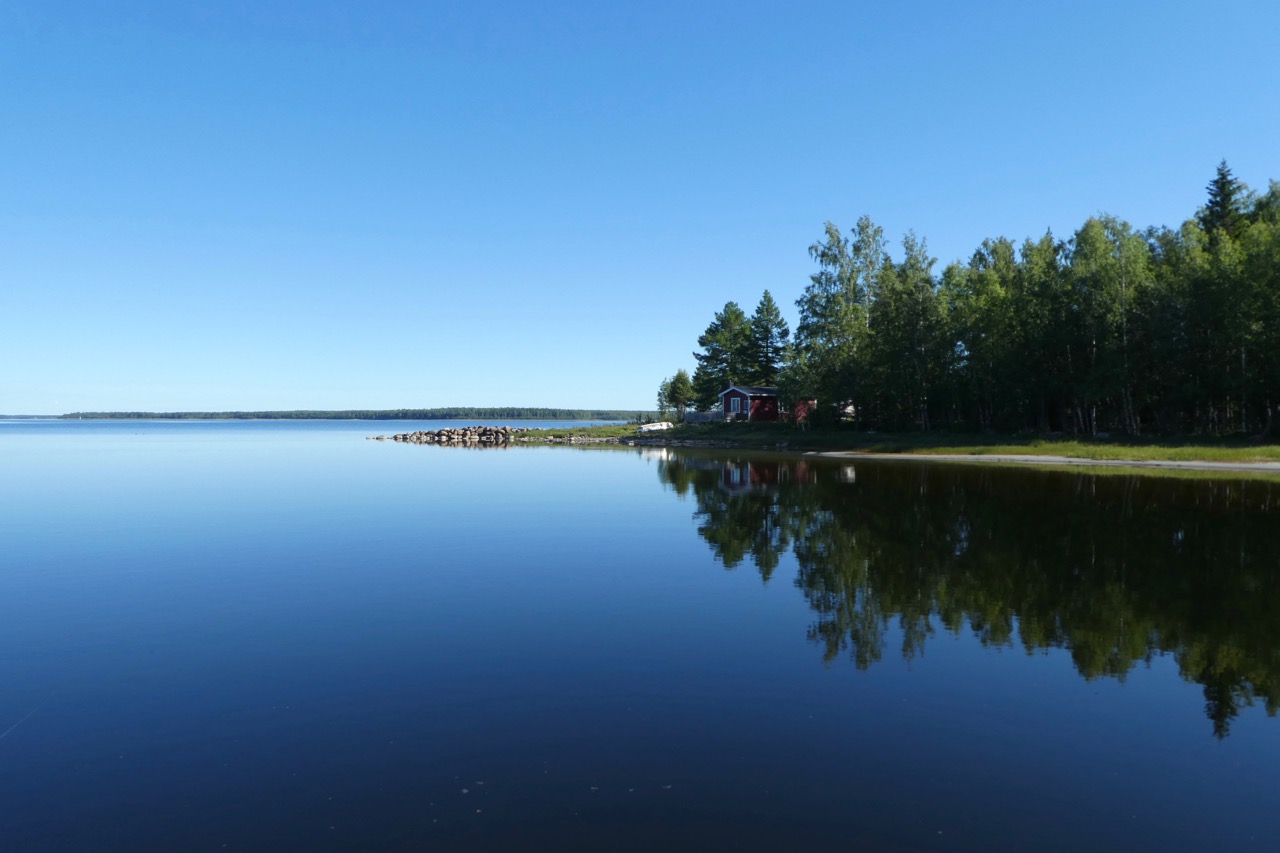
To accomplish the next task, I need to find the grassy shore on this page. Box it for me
[524,421,1280,463]
[525,423,643,440]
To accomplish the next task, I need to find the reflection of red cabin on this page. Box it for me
[719,386,780,422]
[719,460,818,495]
[721,461,779,493]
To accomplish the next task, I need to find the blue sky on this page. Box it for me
[3,1,1277,413]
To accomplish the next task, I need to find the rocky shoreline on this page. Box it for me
[367,425,734,449]
[368,425,525,445]
[363,427,1280,472]
[516,435,736,448]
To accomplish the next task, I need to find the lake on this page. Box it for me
[2,420,1279,850]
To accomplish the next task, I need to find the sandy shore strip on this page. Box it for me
[806,451,1280,474]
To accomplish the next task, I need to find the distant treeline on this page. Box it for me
[60,408,642,421]
[677,162,1280,436]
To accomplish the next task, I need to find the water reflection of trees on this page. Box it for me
[656,452,1280,738]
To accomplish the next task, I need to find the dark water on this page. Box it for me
[2,422,1279,850]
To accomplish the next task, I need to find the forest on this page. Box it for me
[668,163,1280,436]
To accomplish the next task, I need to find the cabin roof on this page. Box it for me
[717,385,778,398]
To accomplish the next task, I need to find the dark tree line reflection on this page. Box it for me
[654,451,1280,738]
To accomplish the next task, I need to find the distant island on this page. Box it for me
[58,408,645,421]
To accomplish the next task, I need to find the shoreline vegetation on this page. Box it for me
[662,163,1280,440]
[505,422,1280,473]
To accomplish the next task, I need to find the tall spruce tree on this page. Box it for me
[746,290,790,386]
[1199,160,1247,244]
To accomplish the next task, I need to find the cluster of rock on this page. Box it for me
[369,426,526,446]
[514,434,735,448]
[368,424,736,450]
[518,434,619,445]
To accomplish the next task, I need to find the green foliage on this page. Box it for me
[691,301,752,410]
[659,370,695,420]
[656,378,671,420]
[666,369,694,419]
[683,293,793,412]
[777,349,821,422]
[1199,159,1249,243]
[746,290,790,386]
[866,232,948,428]
[687,161,1280,437]
[793,217,886,415]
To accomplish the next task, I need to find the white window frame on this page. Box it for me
[730,397,741,414]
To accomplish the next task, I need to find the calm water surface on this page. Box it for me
[2,421,1279,850]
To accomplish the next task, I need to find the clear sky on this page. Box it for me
[3,1,1277,414]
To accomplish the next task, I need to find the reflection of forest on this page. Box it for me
[656,452,1280,738]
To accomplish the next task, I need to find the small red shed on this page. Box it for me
[718,385,780,422]
[791,398,818,423]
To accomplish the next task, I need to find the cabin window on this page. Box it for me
[730,397,741,413]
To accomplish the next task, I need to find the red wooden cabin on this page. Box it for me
[718,385,780,422]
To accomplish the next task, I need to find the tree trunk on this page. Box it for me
[1240,345,1248,434]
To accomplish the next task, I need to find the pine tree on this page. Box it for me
[691,302,751,410]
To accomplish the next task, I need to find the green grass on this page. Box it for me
[520,421,1280,463]
[520,423,642,440]
[980,461,1280,482]
[849,435,1280,462]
